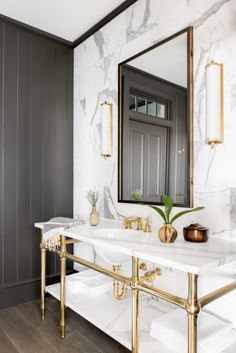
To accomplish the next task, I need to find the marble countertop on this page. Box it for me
[35,219,236,275]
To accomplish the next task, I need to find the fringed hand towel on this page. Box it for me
[42,217,85,251]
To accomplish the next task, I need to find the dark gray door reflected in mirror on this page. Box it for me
[118,27,193,207]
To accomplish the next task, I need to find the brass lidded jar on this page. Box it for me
[183,223,208,242]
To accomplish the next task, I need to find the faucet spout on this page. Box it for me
[123,217,142,230]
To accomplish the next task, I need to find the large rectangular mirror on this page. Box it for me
[118,27,193,207]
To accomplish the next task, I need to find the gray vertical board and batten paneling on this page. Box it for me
[0,21,73,309]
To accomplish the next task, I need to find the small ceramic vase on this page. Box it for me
[158,223,177,243]
[89,207,99,226]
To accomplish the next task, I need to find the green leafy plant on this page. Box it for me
[149,195,204,224]
[86,190,100,207]
[132,189,143,202]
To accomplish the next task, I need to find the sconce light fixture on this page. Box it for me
[205,61,224,148]
[101,101,113,158]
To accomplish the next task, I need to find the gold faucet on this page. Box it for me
[123,217,142,230]
[140,267,162,282]
[143,219,152,233]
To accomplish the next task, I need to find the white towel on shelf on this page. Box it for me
[150,308,236,353]
[66,269,112,297]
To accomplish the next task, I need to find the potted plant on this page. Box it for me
[132,189,143,202]
[149,195,204,243]
[86,190,100,226]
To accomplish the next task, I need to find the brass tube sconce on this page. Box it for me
[205,61,224,148]
[101,101,113,157]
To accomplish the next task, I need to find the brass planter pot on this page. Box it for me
[158,223,177,243]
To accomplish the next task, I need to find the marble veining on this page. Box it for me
[73,0,236,334]
[126,0,158,42]
[191,0,231,28]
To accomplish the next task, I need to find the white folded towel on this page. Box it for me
[42,217,85,250]
[67,269,112,297]
[150,309,236,353]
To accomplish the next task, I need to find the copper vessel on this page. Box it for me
[183,223,208,243]
[158,223,177,243]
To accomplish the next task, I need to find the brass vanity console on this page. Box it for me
[40,229,236,353]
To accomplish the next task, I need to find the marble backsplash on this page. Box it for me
[74,0,236,240]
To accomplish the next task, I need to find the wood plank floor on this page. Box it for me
[0,296,130,353]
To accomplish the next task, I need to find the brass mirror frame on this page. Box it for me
[118,26,193,208]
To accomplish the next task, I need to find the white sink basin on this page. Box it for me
[93,228,139,265]
[93,228,140,240]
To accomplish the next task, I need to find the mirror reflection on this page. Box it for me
[118,29,193,207]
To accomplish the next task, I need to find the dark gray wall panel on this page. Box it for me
[0,21,73,309]
[0,22,3,289]
[30,34,44,280]
[3,24,18,285]
[18,29,31,282]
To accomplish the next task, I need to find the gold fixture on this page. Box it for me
[123,218,132,229]
[113,265,129,300]
[123,217,142,230]
[205,61,224,148]
[187,274,200,353]
[132,257,139,353]
[40,230,46,321]
[112,263,162,300]
[140,268,162,282]
[139,262,147,271]
[101,101,113,158]
[143,220,152,233]
[60,235,66,339]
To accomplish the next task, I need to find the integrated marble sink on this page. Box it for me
[93,228,140,240]
[93,228,138,264]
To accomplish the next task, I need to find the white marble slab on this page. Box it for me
[46,281,179,353]
[46,279,236,353]
[45,219,236,275]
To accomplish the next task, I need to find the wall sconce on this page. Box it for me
[205,61,224,148]
[101,101,113,158]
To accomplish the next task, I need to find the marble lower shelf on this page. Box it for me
[46,283,236,353]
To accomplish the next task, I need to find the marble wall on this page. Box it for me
[74,0,236,239]
[73,0,236,330]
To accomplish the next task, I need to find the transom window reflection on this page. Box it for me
[129,94,167,119]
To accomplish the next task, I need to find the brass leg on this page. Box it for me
[187,273,200,353]
[132,257,139,353]
[40,230,46,321]
[60,235,66,339]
